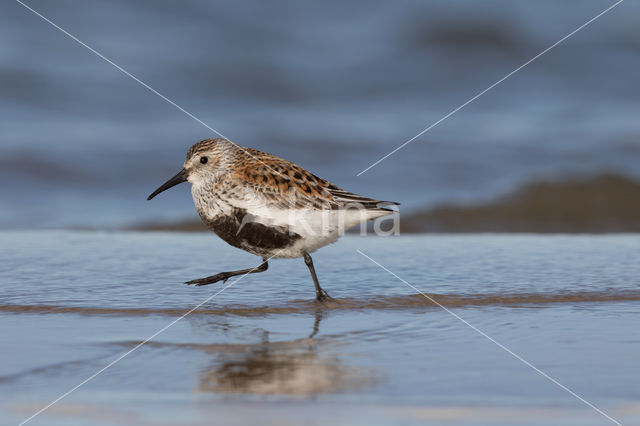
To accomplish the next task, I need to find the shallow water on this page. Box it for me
[1,231,639,425]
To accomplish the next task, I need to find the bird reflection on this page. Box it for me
[195,308,367,395]
[308,306,323,339]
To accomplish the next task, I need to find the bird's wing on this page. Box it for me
[230,147,399,211]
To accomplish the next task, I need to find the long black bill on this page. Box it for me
[147,169,188,200]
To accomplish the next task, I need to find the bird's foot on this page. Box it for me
[315,288,332,303]
[185,273,231,287]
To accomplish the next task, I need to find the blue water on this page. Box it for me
[2,0,640,228]
[1,231,639,425]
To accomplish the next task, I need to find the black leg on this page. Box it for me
[303,252,330,302]
[185,258,268,286]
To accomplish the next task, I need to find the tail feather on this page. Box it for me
[328,188,400,211]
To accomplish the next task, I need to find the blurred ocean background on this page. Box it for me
[1,0,639,230]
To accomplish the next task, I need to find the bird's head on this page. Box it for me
[147,138,232,200]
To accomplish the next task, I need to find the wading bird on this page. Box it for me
[148,138,398,301]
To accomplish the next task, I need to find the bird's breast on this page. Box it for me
[192,185,303,257]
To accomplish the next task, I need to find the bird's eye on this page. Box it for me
[200,156,208,164]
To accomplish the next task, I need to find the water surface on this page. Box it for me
[1,231,639,425]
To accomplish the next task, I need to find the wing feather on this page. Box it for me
[230,147,398,212]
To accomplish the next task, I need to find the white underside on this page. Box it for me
[193,185,394,258]
[193,189,393,258]
[241,206,391,258]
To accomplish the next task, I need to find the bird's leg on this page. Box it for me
[185,258,268,286]
[303,252,331,302]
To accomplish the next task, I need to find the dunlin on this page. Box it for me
[148,138,398,301]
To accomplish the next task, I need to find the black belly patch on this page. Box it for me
[201,208,301,254]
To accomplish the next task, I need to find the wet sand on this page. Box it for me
[2,289,640,317]
[1,231,639,425]
[402,174,640,233]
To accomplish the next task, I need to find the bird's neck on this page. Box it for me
[192,179,234,219]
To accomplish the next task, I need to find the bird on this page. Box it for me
[147,138,398,301]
